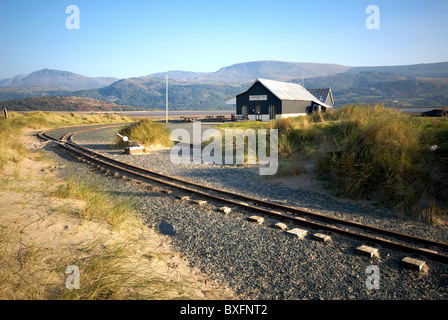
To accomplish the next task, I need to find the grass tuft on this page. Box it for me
[0,111,135,170]
[115,119,173,149]
[51,174,136,230]
[224,104,448,222]
[0,111,232,300]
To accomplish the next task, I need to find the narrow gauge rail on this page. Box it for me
[38,125,448,265]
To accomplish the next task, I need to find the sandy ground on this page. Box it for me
[0,131,235,300]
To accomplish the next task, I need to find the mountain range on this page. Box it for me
[148,61,352,83]
[1,60,448,111]
[0,69,118,90]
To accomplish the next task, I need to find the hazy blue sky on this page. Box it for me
[0,0,447,79]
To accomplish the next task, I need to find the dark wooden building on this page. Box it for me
[226,78,333,121]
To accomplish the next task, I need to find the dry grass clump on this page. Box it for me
[317,105,448,220]
[244,104,448,222]
[1,142,231,300]
[51,174,137,230]
[5,111,133,130]
[0,112,234,300]
[0,111,134,169]
[115,119,173,149]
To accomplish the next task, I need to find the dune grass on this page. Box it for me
[337,106,446,220]
[0,161,220,300]
[115,119,173,149]
[227,104,448,222]
[0,111,135,170]
[0,111,228,300]
[217,120,269,131]
[51,173,137,230]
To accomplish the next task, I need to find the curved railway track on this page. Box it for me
[37,124,448,265]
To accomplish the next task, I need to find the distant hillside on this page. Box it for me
[0,96,140,112]
[0,60,447,110]
[299,72,411,92]
[149,61,351,84]
[346,62,448,78]
[0,85,69,102]
[206,61,351,83]
[148,70,207,80]
[301,73,448,108]
[349,78,448,108]
[0,69,118,90]
[87,77,246,110]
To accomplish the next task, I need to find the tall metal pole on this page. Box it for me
[166,75,168,123]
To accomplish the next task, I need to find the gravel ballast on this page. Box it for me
[44,124,448,300]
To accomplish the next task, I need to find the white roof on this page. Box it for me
[258,78,313,100]
[225,78,333,108]
[226,96,236,105]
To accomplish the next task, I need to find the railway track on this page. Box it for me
[38,124,448,266]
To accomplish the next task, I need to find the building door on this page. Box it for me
[255,105,262,121]
[241,105,248,120]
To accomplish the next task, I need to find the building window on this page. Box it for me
[241,105,248,120]
[269,105,276,120]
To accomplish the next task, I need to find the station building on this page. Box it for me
[226,78,334,121]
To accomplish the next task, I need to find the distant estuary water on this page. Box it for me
[115,108,433,118]
[117,110,234,118]
[44,108,437,119]
[397,108,439,114]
